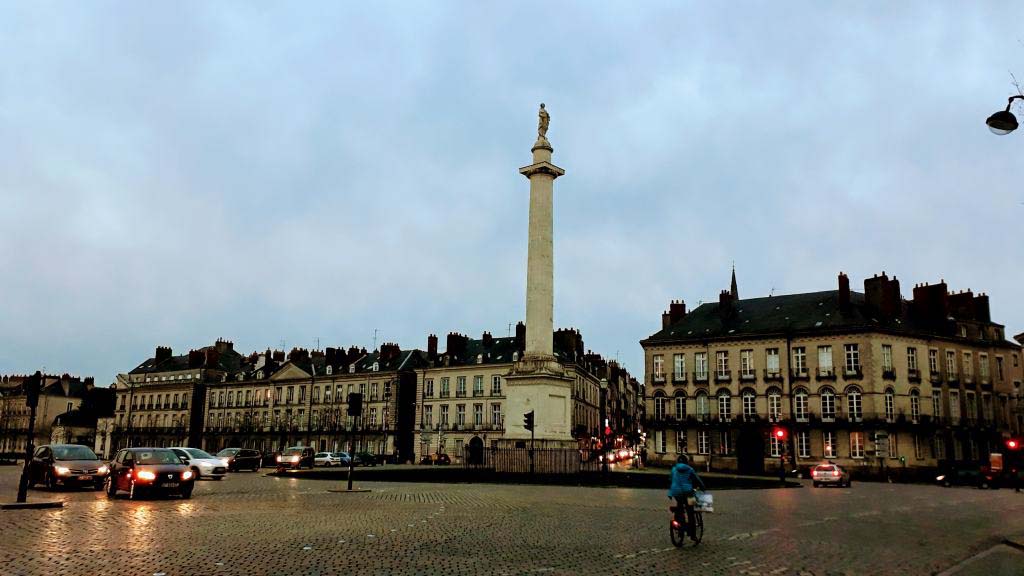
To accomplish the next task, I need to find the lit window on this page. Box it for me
[850,431,865,458]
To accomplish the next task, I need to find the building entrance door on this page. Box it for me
[468,436,484,465]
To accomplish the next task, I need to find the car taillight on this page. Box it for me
[136,470,156,481]
[671,520,681,528]
[833,471,840,477]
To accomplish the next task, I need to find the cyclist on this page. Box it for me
[667,454,706,540]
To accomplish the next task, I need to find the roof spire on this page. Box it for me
[730,262,739,300]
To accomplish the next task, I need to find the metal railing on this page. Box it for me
[463,446,601,474]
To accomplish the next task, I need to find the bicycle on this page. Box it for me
[669,495,704,547]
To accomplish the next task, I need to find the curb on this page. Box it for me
[326,489,372,493]
[1,501,64,510]
[1003,535,1024,551]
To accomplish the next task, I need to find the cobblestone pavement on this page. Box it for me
[1,466,1023,576]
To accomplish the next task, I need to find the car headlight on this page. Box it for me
[220,459,230,466]
[136,470,157,481]
[290,455,300,463]
[936,475,945,481]
[182,470,194,480]
[276,455,282,463]
[97,465,109,475]
[54,466,71,476]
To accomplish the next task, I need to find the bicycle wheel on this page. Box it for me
[691,511,704,544]
[670,519,685,548]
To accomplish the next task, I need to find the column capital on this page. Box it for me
[519,161,565,180]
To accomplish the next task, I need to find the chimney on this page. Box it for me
[838,272,851,312]
[863,272,901,320]
[482,331,494,348]
[718,290,734,317]
[380,342,401,362]
[911,281,950,327]
[974,294,991,323]
[155,346,172,364]
[215,339,233,354]
[288,347,309,363]
[446,332,469,358]
[272,350,286,362]
[668,300,687,325]
[83,377,94,389]
[662,311,671,329]
[427,334,438,357]
[325,347,339,366]
[515,322,526,348]
[203,348,221,368]
[188,349,204,369]
[948,290,977,321]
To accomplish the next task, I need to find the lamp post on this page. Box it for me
[986,95,1024,135]
[599,378,609,474]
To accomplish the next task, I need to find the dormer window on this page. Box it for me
[349,364,356,374]
[257,370,264,380]
[477,354,484,364]
[236,374,243,381]
[326,365,333,376]
[372,362,379,372]
[512,352,519,362]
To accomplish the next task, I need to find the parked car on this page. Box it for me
[216,448,263,472]
[29,444,109,490]
[276,446,315,472]
[355,452,380,467]
[314,452,341,466]
[419,453,451,466]
[936,466,998,489]
[170,447,227,480]
[105,447,195,499]
[811,463,851,487]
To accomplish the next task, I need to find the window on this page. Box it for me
[766,348,780,376]
[695,353,708,380]
[218,391,224,407]
[979,355,989,381]
[286,387,294,404]
[965,391,976,423]
[740,350,754,378]
[884,388,895,422]
[846,388,862,422]
[696,392,710,421]
[440,405,449,426]
[653,354,664,379]
[929,349,938,375]
[491,404,502,426]
[817,346,833,376]
[673,354,685,380]
[910,389,920,423]
[907,347,918,372]
[795,389,809,422]
[675,430,687,454]
[1014,353,1019,368]
[456,405,466,426]
[798,431,810,458]
[716,351,729,378]
[655,431,666,454]
[946,351,957,379]
[793,347,807,376]
[674,393,686,420]
[697,430,710,454]
[717,391,731,422]
[423,405,433,427]
[982,393,993,422]
[962,352,973,381]
[324,386,332,404]
[491,376,502,395]
[914,434,924,460]
[768,388,782,422]
[769,434,782,457]
[844,344,860,374]
[850,431,865,458]
[654,394,666,420]
[820,388,836,421]
[456,376,467,397]
[949,390,960,421]
[882,345,893,373]
[423,378,434,398]
[997,356,1004,381]
[473,404,483,426]
[742,390,756,418]
[440,377,450,398]
[473,375,484,396]
[299,386,307,404]
[932,390,942,419]
[718,431,731,455]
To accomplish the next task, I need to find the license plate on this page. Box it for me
[162,482,179,488]
[78,475,92,481]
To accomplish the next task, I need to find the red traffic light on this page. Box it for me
[1008,439,1020,450]
[773,427,786,439]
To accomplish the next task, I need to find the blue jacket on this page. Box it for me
[668,462,705,498]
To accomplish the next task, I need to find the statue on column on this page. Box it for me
[538,103,550,138]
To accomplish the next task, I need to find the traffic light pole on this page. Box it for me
[530,424,535,475]
[15,372,41,504]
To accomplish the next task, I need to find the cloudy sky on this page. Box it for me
[2,2,1023,385]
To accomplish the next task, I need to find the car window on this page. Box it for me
[185,448,214,459]
[217,449,237,457]
[135,450,183,465]
[52,445,98,460]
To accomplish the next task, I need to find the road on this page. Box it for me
[1,466,1022,575]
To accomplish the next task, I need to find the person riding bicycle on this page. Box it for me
[667,454,706,539]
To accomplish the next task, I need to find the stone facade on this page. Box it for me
[0,374,95,455]
[641,272,1024,476]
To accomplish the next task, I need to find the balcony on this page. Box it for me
[762,370,783,382]
[671,372,687,384]
[929,372,942,383]
[790,370,809,381]
[692,372,709,383]
[908,369,921,382]
[739,370,756,381]
[455,391,467,398]
[440,391,450,398]
[652,373,666,385]
[715,370,732,383]
[472,389,484,397]
[843,367,863,380]
[882,369,896,380]
[946,372,959,384]
[816,369,836,381]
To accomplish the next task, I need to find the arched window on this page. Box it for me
[695,391,710,421]
[654,392,666,420]
[741,388,757,419]
[674,391,687,420]
[846,386,863,422]
[794,388,809,422]
[820,387,836,422]
[717,390,732,422]
[909,388,921,423]
[767,387,782,422]
[884,387,896,422]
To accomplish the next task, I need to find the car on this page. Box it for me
[216,448,263,472]
[170,447,228,480]
[105,447,195,500]
[811,463,851,487]
[936,466,998,489]
[28,444,109,490]
[276,446,315,472]
[419,453,451,466]
[314,452,341,466]
[355,452,380,467]
[332,452,353,467]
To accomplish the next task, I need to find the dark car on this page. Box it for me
[275,446,315,472]
[216,448,263,472]
[355,452,380,467]
[29,444,109,490]
[419,453,451,466]
[937,466,998,489]
[105,447,195,500]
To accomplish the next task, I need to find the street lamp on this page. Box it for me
[599,378,609,474]
[986,95,1023,135]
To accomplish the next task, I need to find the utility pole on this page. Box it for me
[15,372,42,503]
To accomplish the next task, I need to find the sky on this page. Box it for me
[2,2,1024,386]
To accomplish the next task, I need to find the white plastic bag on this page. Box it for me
[695,492,714,513]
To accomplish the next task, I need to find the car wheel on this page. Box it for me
[253,464,260,472]
[94,481,105,491]
[213,476,223,481]
[45,470,56,491]
[813,481,820,488]
[943,479,952,487]
[180,486,193,499]
[191,467,200,480]
[105,476,117,498]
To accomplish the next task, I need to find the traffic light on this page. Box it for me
[24,371,42,409]
[1007,438,1020,451]
[347,392,363,417]
[772,427,786,440]
[523,410,535,432]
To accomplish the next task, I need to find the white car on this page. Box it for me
[171,447,228,480]
[314,452,340,466]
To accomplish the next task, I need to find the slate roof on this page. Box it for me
[130,345,244,375]
[643,290,1020,348]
